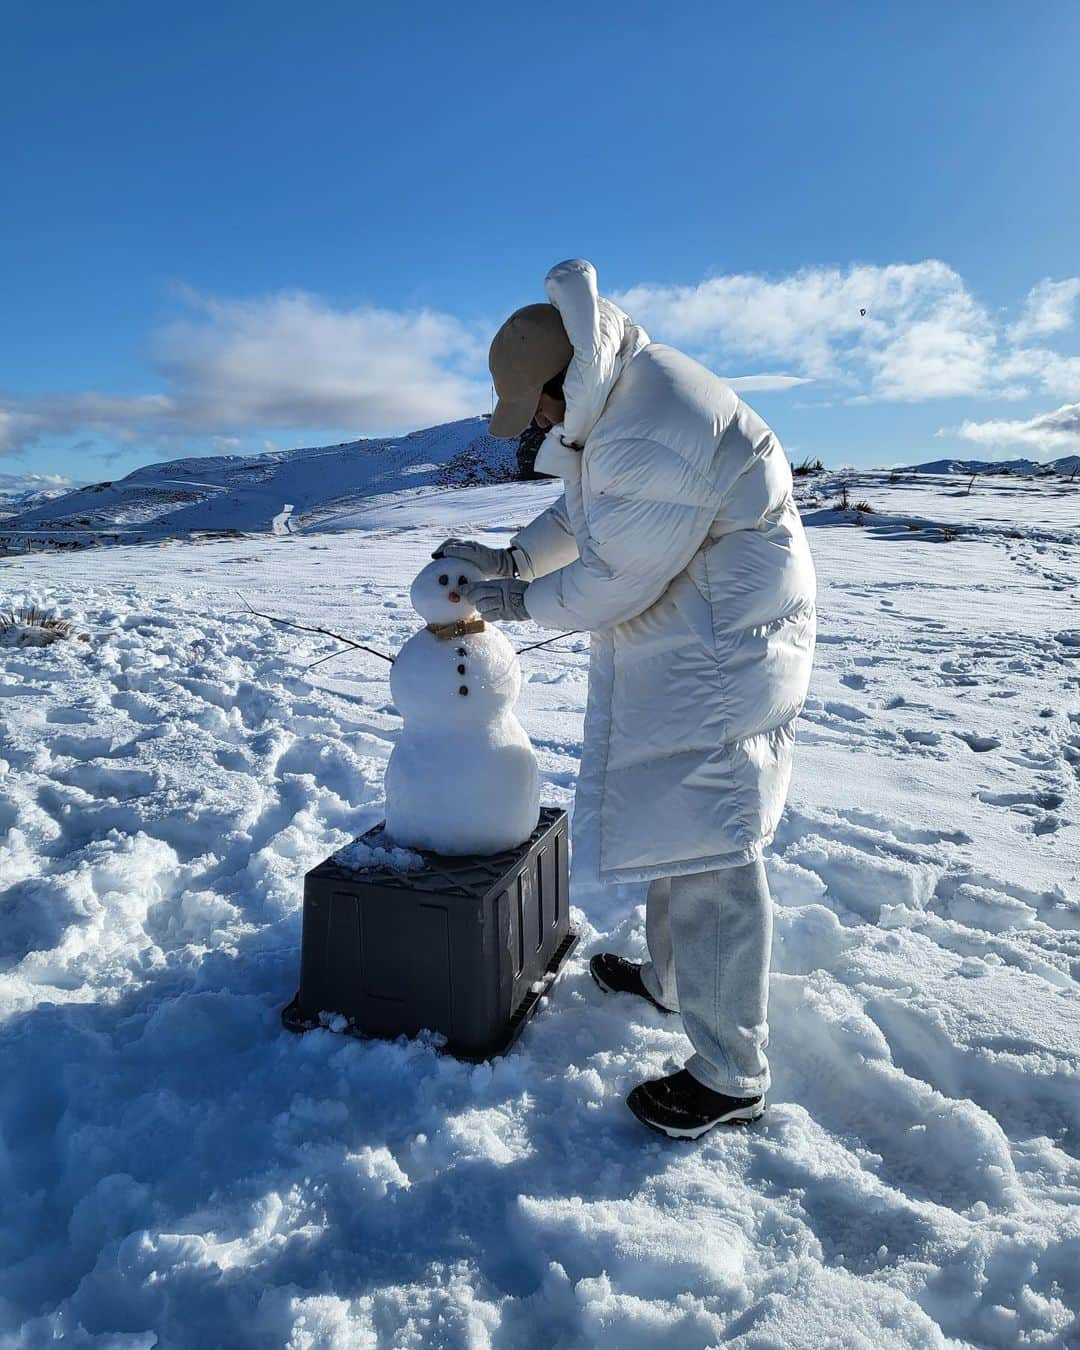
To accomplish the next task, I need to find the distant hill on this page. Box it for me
[4,421,1076,555]
[0,418,517,550]
[902,455,1079,477]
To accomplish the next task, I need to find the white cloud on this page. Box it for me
[866,291,999,401]
[945,403,1080,456]
[0,408,41,456]
[724,374,813,392]
[152,291,487,431]
[997,346,1080,399]
[616,261,1000,398]
[1006,278,1080,342]
[0,291,489,457]
[616,262,1080,404]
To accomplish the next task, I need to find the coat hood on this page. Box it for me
[543,259,650,449]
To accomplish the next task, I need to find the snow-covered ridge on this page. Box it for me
[3,416,1078,555]
[900,454,1080,477]
[0,417,516,550]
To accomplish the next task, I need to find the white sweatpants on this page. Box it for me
[640,858,773,1097]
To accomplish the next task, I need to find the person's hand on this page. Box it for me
[431,538,514,578]
[462,578,530,623]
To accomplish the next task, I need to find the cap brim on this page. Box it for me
[488,390,539,439]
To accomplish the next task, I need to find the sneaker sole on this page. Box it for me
[626,1091,765,1140]
[589,961,674,1015]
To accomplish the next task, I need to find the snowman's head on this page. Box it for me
[410,558,484,625]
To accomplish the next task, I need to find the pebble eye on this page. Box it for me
[458,575,468,587]
[438,574,449,586]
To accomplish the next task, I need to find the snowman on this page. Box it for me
[383,557,541,855]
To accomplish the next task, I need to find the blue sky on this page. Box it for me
[3,0,1079,485]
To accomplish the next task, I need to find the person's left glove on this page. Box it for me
[463,577,530,623]
[431,538,516,578]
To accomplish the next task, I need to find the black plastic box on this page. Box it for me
[282,807,576,1060]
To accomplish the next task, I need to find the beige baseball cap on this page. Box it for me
[487,303,573,438]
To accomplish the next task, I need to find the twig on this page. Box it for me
[305,648,357,671]
[516,630,583,655]
[239,591,581,669]
[237,593,395,665]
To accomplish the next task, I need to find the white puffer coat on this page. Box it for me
[511,259,817,884]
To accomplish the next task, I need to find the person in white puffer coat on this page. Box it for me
[436,259,816,1139]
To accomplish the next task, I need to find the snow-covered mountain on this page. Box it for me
[0,418,516,549]
[4,419,1077,556]
[901,454,1080,477]
[0,472,82,517]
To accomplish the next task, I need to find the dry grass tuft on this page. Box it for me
[792,456,825,476]
[0,605,88,646]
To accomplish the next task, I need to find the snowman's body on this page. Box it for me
[384,559,540,855]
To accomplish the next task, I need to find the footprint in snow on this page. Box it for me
[902,729,941,746]
[1054,631,1080,654]
[840,672,868,690]
[955,731,1001,752]
[825,700,869,722]
[939,660,980,687]
[45,705,96,725]
[977,790,1065,810]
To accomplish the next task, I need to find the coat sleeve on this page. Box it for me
[509,495,580,580]
[524,438,721,631]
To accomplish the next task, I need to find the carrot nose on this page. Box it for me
[448,591,461,603]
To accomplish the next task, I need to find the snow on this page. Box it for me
[0,464,1077,1348]
[331,838,425,873]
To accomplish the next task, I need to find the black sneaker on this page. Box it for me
[627,1069,765,1139]
[589,953,674,1014]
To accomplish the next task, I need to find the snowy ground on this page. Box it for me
[0,472,1077,1348]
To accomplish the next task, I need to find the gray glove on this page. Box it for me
[431,538,516,578]
[463,577,530,623]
